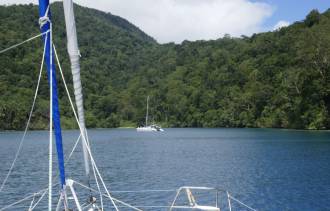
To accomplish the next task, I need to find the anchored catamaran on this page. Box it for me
[0,1,257,210]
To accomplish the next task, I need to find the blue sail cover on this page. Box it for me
[38,0,66,188]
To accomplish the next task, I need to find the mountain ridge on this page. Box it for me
[0,3,329,130]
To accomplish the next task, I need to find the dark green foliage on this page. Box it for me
[0,3,329,130]
[305,9,321,27]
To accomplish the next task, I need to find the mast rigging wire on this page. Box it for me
[53,43,107,210]
[0,32,48,193]
[0,31,49,55]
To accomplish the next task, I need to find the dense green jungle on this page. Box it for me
[0,3,330,129]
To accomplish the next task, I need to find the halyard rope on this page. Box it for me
[227,191,232,211]
[0,30,49,54]
[0,187,50,211]
[66,134,81,163]
[228,194,257,211]
[54,44,105,210]
[91,157,104,210]
[73,180,143,211]
[29,189,47,210]
[110,189,176,193]
[53,43,118,211]
[28,193,36,210]
[1,132,86,210]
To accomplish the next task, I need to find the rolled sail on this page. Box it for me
[63,0,90,177]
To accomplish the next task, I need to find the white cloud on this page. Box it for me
[0,0,274,43]
[273,20,290,30]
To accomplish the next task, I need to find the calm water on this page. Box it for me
[0,128,329,210]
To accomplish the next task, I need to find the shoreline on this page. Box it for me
[1,127,330,132]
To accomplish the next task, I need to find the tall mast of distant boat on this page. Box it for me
[146,95,149,126]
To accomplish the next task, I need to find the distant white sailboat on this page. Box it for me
[137,96,164,132]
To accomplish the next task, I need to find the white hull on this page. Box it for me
[137,125,164,132]
[138,96,164,132]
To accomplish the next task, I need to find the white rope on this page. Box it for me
[66,134,81,164]
[73,180,143,211]
[228,194,257,211]
[227,191,232,211]
[169,189,180,211]
[30,190,48,210]
[81,202,92,209]
[53,43,92,154]
[28,193,36,210]
[0,194,36,211]
[110,189,176,193]
[0,188,48,211]
[111,205,218,209]
[6,132,81,211]
[53,44,118,210]
[91,159,104,210]
[70,184,237,211]
[53,44,104,210]
[0,30,50,55]
[48,21,54,211]
[0,32,48,193]
[0,134,87,210]
[94,203,101,210]
[86,141,119,210]
[109,205,170,208]
[0,132,83,210]
[0,133,85,210]
[112,197,143,211]
[38,6,50,29]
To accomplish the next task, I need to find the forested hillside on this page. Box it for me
[0,3,329,129]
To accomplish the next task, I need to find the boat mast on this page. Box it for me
[146,96,149,126]
[62,0,91,180]
[38,0,67,209]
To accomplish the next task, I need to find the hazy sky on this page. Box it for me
[1,0,329,43]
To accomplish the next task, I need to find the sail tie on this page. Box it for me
[38,5,50,28]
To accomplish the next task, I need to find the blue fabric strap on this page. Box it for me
[38,0,66,188]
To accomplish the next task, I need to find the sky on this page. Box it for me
[0,0,329,43]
